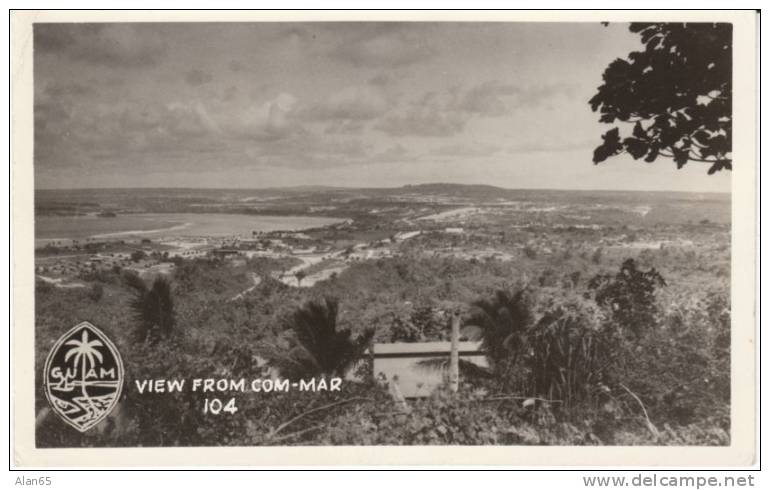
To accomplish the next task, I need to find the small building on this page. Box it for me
[291,246,317,254]
[371,341,487,398]
[211,248,241,259]
[394,230,422,242]
[167,248,209,259]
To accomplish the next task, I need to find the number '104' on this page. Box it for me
[203,397,238,415]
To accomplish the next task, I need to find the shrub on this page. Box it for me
[467,287,624,409]
[388,304,446,342]
[624,290,731,429]
[523,245,537,259]
[588,258,666,336]
[538,268,559,287]
[568,271,582,289]
[89,283,104,302]
[524,296,617,408]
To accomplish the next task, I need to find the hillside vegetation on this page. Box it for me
[36,220,730,446]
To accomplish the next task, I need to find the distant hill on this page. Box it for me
[263,185,349,193]
[35,182,730,224]
[398,183,512,198]
[400,183,506,193]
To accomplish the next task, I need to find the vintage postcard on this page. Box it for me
[11,10,758,467]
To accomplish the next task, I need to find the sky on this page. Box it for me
[33,22,730,192]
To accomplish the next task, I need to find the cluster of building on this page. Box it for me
[36,224,477,288]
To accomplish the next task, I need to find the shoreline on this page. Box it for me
[34,213,345,246]
[90,222,193,239]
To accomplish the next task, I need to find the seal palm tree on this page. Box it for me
[64,330,104,416]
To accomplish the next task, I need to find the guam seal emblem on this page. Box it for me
[43,321,124,432]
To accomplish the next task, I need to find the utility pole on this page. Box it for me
[449,311,460,393]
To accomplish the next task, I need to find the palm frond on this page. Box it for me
[278,297,371,379]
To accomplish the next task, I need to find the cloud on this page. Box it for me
[454,81,518,116]
[375,110,468,137]
[374,81,579,137]
[431,142,502,158]
[34,94,231,172]
[240,133,378,170]
[34,89,314,177]
[368,143,412,164]
[34,98,78,166]
[302,85,391,122]
[229,93,305,142]
[184,68,214,86]
[367,73,394,87]
[323,120,366,135]
[507,139,594,154]
[34,24,167,67]
[374,91,469,137]
[163,102,220,137]
[517,83,579,108]
[221,86,239,102]
[455,81,579,116]
[228,60,244,72]
[330,28,435,68]
[42,81,94,98]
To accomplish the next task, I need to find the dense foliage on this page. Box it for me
[35,225,730,447]
[524,295,618,408]
[588,258,666,336]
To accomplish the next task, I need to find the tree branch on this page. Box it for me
[685,155,721,164]
[483,395,563,404]
[620,383,659,438]
[658,149,720,164]
[269,424,324,443]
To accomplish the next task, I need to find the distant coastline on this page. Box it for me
[35,213,344,243]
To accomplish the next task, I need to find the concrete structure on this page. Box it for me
[371,341,487,398]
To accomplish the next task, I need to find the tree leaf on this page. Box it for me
[589,23,732,173]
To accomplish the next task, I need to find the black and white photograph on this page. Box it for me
[10,10,759,468]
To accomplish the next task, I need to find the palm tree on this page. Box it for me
[64,330,104,415]
[125,274,175,342]
[275,297,373,379]
[465,289,532,375]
